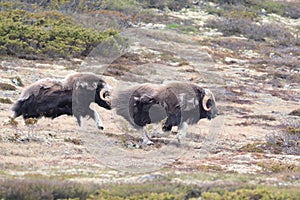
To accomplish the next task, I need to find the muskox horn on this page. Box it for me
[202,89,213,111]
[100,86,111,102]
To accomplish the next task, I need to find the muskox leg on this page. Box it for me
[88,107,104,130]
[177,122,189,144]
[141,127,154,145]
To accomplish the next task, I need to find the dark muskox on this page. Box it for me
[113,82,218,144]
[12,72,111,129]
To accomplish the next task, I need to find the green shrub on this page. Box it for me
[0,10,118,59]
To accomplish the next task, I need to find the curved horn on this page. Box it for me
[99,85,111,102]
[202,89,212,111]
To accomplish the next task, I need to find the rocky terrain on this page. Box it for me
[0,1,299,199]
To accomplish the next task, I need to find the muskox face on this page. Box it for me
[199,89,217,120]
[130,94,158,127]
[95,82,112,110]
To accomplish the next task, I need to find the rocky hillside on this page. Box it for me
[0,0,299,199]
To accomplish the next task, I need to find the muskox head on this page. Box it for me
[130,93,158,127]
[70,73,112,111]
[199,88,217,120]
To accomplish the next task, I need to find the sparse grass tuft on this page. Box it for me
[0,97,13,104]
[64,137,83,145]
[0,82,16,90]
[240,143,264,153]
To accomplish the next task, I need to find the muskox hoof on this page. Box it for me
[142,138,154,145]
[97,125,104,130]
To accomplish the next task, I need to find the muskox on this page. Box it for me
[12,72,111,129]
[113,82,218,144]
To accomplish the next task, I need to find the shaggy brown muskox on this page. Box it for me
[12,72,111,129]
[113,82,218,144]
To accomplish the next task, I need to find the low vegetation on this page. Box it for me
[0,9,118,59]
[241,119,300,155]
[204,0,300,19]
[202,187,300,200]
[1,177,300,199]
[0,178,96,200]
[205,17,295,45]
[257,161,300,173]
[266,119,300,155]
